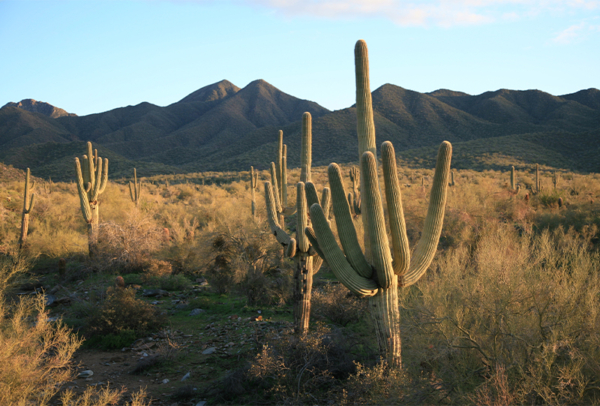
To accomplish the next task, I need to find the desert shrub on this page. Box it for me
[84,329,137,350]
[84,287,167,337]
[144,273,192,291]
[312,283,367,326]
[538,189,564,208]
[401,223,600,404]
[218,324,358,403]
[92,211,162,273]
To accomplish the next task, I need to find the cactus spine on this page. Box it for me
[129,168,141,207]
[18,168,35,250]
[265,116,329,334]
[511,166,516,191]
[75,141,108,256]
[308,40,452,367]
[250,166,258,217]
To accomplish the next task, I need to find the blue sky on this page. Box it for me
[1,0,598,116]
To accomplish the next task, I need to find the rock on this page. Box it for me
[162,378,170,384]
[142,289,169,297]
[189,308,205,316]
[45,294,56,307]
[181,372,191,381]
[77,370,94,379]
[56,297,71,305]
[202,347,216,355]
[196,402,207,406]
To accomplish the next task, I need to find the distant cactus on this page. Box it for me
[18,168,35,250]
[74,141,108,256]
[553,171,559,189]
[307,40,451,367]
[250,166,259,217]
[511,166,516,191]
[558,197,563,208]
[264,115,329,334]
[450,170,456,187]
[535,163,540,193]
[129,168,141,207]
[348,166,361,215]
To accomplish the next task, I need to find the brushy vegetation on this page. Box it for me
[2,162,600,404]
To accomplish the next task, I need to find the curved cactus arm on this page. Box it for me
[361,151,394,289]
[25,193,35,213]
[75,158,93,223]
[98,158,109,194]
[381,141,410,276]
[402,141,452,287]
[286,238,297,258]
[304,182,321,208]
[328,163,372,278]
[305,226,325,272]
[296,182,310,253]
[129,182,135,201]
[264,181,291,246]
[310,203,378,297]
[282,144,288,207]
[269,163,282,213]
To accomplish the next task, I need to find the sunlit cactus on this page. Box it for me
[74,141,108,256]
[264,116,329,334]
[129,168,142,207]
[18,168,36,250]
[535,163,540,193]
[511,166,516,191]
[250,166,259,217]
[348,166,361,215]
[307,40,452,367]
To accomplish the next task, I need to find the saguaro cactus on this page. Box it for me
[535,163,540,193]
[307,40,452,367]
[553,171,559,189]
[250,166,259,217]
[348,166,361,215]
[75,141,108,256]
[19,168,35,250]
[264,115,330,334]
[129,168,142,207]
[510,166,516,191]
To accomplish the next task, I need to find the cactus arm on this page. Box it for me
[264,181,292,246]
[269,163,282,213]
[75,158,93,223]
[321,187,331,220]
[381,141,410,276]
[129,182,135,202]
[300,112,312,183]
[90,156,103,201]
[402,141,452,287]
[296,182,310,253]
[328,163,373,278]
[310,203,378,297]
[286,238,297,258]
[305,226,325,261]
[304,182,321,208]
[361,151,394,288]
[98,158,109,194]
[86,142,95,191]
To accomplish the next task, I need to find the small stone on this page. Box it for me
[181,372,191,381]
[189,308,205,316]
[196,402,207,406]
[202,347,216,355]
[77,370,94,379]
[162,379,170,384]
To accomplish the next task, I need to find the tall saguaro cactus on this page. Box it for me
[307,40,452,367]
[250,166,259,217]
[264,116,330,334]
[129,168,141,207]
[75,142,108,256]
[19,168,35,250]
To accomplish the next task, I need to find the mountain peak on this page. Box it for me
[3,99,76,118]
[428,89,471,97]
[178,80,240,104]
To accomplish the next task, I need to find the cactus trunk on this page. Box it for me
[19,168,35,250]
[294,254,313,334]
[511,166,516,191]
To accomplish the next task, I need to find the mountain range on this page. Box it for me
[1,79,599,180]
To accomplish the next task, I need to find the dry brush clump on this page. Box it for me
[401,223,600,404]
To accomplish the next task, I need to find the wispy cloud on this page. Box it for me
[553,20,600,44]
[224,0,600,27]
